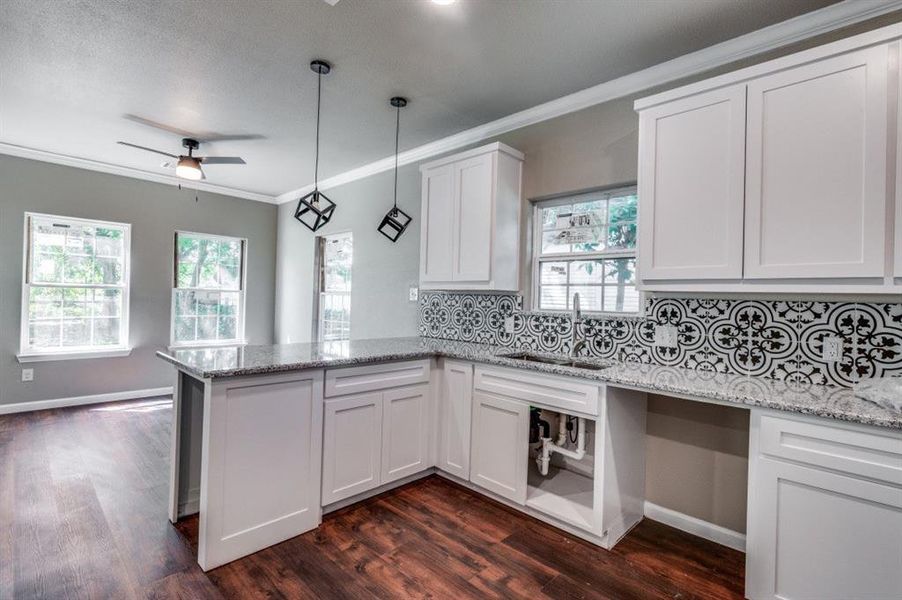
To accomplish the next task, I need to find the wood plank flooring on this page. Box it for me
[0,398,745,599]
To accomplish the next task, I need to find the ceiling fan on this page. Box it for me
[117,137,245,181]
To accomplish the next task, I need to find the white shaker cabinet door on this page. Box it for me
[381,384,431,485]
[746,457,902,600]
[199,372,324,571]
[420,164,455,283]
[437,360,473,479]
[637,84,746,281]
[469,391,529,505]
[321,392,383,505]
[745,46,888,279]
[452,153,494,283]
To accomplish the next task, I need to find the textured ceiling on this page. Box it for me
[0,0,839,197]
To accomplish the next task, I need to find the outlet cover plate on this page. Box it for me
[22,368,34,382]
[408,286,419,302]
[504,316,515,334]
[654,325,679,348]
[821,336,842,362]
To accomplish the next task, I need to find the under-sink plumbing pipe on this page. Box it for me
[536,415,587,476]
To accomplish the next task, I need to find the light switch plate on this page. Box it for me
[408,286,419,302]
[22,368,34,382]
[654,325,678,348]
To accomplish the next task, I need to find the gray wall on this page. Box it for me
[0,155,278,406]
[275,164,421,343]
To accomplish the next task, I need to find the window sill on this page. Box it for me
[17,347,133,363]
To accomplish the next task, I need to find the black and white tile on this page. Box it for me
[419,292,902,388]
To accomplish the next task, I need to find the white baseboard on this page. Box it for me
[0,386,173,415]
[643,501,746,552]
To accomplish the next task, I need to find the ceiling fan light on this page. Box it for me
[176,156,204,180]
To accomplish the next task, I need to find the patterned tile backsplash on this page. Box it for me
[418,292,902,388]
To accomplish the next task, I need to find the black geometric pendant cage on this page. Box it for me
[295,189,336,232]
[378,206,412,242]
[378,96,412,242]
[295,59,335,232]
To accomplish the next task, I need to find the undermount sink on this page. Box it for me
[500,352,610,371]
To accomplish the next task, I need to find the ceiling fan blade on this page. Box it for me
[117,141,178,158]
[123,114,196,138]
[200,134,265,142]
[198,156,246,165]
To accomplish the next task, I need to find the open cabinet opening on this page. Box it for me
[525,407,596,532]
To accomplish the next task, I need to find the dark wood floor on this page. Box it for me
[0,398,745,599]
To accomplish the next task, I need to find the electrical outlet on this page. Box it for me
[821,336,843,363]
[408,286,419,302]
[654,325,678,348]
[504,316,515,334]
[21,368,34,382]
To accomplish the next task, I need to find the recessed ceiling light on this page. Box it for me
[432,0,456,5]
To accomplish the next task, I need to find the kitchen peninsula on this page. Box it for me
[157,336,901,598]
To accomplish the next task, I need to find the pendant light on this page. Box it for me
[294,59,336,232]
[377,96,412,242]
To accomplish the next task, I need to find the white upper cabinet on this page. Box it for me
[420,164,455,282]
[635,24,902,293]
[744,46,888,279]
[453,154,494,282]
[419,143,523,291]
[638,85,746,280]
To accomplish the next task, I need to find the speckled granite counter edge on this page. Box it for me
[155,347,902,430]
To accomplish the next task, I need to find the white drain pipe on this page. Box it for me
[536,415,587,476]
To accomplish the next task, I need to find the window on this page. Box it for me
[172,232,246,346]
[20,213,131,358]
[533,186,639,313]
[316,232,352,342]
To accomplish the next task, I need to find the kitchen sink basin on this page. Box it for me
[500,352,611,371]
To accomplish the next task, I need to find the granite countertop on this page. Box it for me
[156,337,902,430]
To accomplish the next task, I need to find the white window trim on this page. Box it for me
[530,185,642,316]
[18,212,132,361]
[316,230,353,343]
[169,230,248,348]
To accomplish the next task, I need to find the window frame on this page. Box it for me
[530,184,641,315]
[18,212,132,362]
[170,230,248,348]
[314,231,353,343]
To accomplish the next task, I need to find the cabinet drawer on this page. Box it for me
[325,360,430,397]
[759,414,902,486]
[474,365,600,416]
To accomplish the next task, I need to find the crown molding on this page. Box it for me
[277,0,902,204]
[0,142,280,204]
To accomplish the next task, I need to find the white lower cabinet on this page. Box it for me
[322,392,384,505]
[322,361,433,506]
[469,391,530,504]
[746,411,902,599]
[197,371,324,571]
[381,384,431,484]
[437,360,474,479]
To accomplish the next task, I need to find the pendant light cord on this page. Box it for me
[393,104,400,211]
[314,68,322,189]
